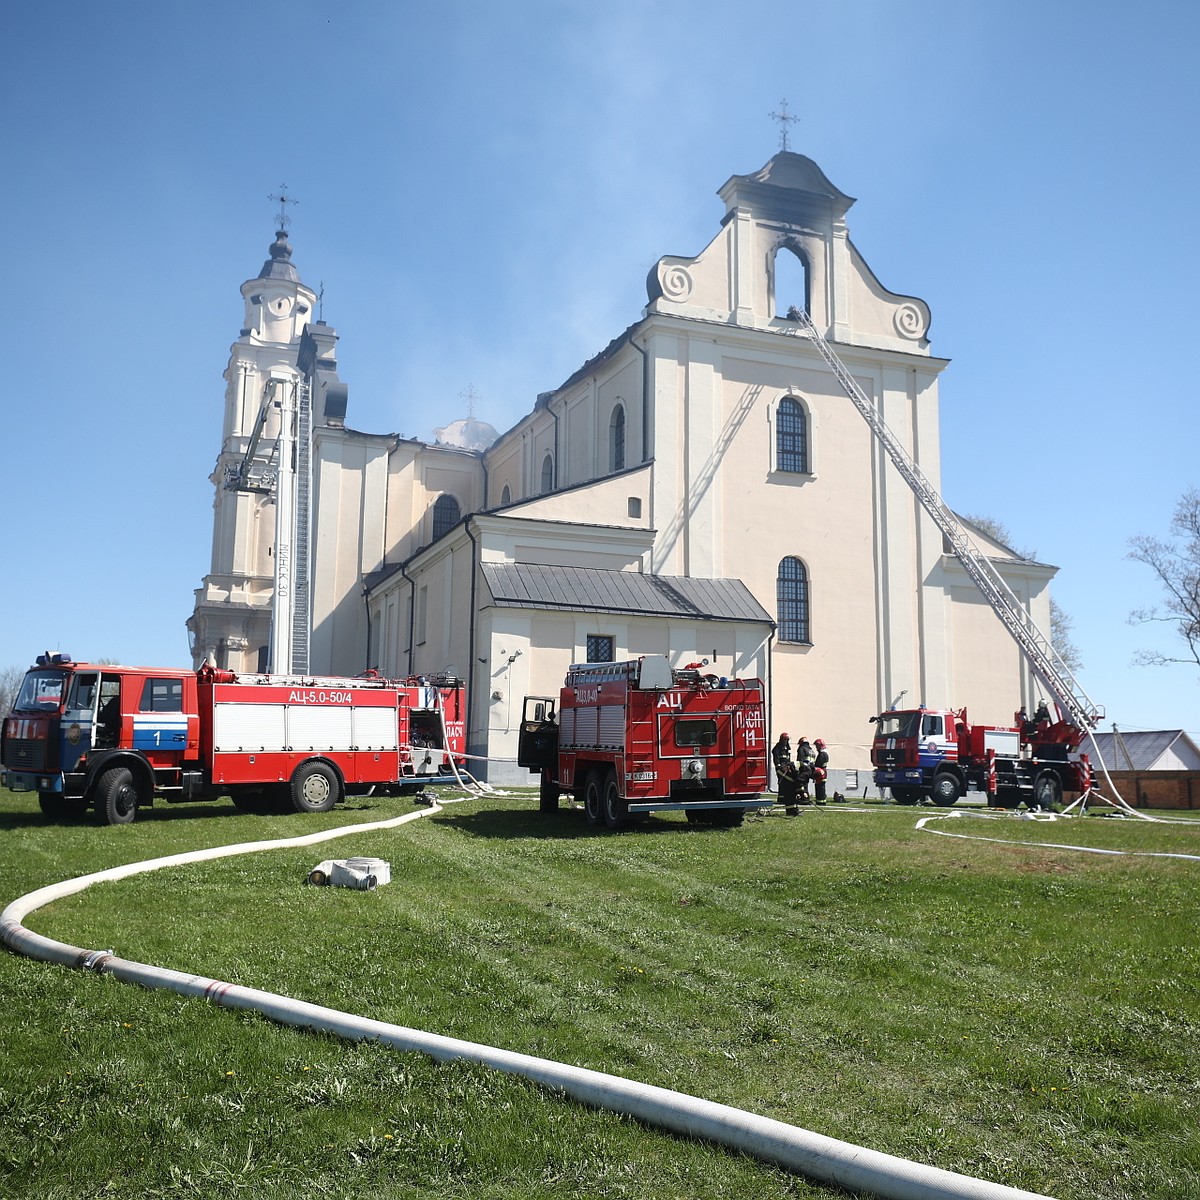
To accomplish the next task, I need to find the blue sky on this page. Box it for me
[3,0,1198,734]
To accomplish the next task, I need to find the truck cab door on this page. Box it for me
[517,696,558,770]
[918,713,946,767]
[95,674,122,749]
[62,671,100,770]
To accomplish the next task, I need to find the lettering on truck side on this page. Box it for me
[735,707,765,747]
[288,690,355,705]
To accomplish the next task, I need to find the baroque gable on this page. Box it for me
[645,151,931,352]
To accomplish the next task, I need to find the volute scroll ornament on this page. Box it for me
[893,303,926,340]
[659,261,694,302]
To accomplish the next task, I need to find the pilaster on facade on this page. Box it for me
[682,343,720,578]
[830,217,852,343]
[731,207,757,326]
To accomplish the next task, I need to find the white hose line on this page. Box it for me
[434,697,497,795]
[1077,726,1155,820]
[915,811,1200,861]
[1,810,1054,1200]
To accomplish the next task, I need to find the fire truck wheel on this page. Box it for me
[583,773,605,828]
[890,786,922,805]
[538,773,560,812]
[1032,770,1063,812]
[930,773,962,807]
[602,771,629,830]
[96,766,140,825]
[291,762,341,814]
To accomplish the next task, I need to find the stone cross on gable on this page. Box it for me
[769,100,800,152]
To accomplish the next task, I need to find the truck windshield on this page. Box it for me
[874,712,919,739]
[13,670,67,713]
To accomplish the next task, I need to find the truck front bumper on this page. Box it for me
[873,768,923,787]
[3,770,62,794]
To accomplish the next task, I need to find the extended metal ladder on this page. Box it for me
[290,379,312,675]
[780,309,1103,733]
[224,374,313,676]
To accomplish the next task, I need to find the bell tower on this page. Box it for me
[187,205,320,672]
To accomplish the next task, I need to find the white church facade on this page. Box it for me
[189,153,1057,779]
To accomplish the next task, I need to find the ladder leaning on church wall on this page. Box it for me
[780,308,1144,817]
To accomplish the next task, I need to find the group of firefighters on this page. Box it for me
[771,732,837,815]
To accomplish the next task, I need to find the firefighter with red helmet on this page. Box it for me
[812,738,830,805]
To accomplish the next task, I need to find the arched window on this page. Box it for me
[775,246,809,318]
[500,484,511,506]
[777,556,811,644]
[610,404,626,472]
[540,453,554,494]
[431,493,461,539]
[776,397,809,474]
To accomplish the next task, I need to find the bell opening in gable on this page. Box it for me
[774,247,809,319]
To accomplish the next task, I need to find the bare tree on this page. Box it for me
[0,664,24,716]
[960,512,1083,673]
[1128,488,1200,670]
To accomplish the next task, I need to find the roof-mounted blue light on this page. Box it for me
[35,651,73,667]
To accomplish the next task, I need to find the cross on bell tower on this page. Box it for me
[268,184,299,231]
[769,99,801,152]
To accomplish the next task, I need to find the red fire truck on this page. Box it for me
[870,701,1092,809]
[1,653,465,824]
[517,655,770,829]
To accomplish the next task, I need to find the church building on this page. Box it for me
[188,153,1057,779]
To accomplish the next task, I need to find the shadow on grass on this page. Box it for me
[0,793,411,832]
[0,802,251,832]
[435,805,725,841]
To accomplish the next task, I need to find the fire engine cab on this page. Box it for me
[1,653,465,824]
[517,655,770,830]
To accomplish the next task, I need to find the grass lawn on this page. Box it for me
[2,785,1198,1199]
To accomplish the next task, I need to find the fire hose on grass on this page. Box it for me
[2,803,1054,1200]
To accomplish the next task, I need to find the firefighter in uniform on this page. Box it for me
[795,736,816,804]
[812,738,830,805]
[772,732,800,816]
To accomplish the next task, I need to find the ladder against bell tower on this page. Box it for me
[187,225,320,671]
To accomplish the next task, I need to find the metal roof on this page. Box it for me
[482,563,774,626]
[1088,729,1200,771]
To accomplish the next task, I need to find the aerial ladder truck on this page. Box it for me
[780,309,1139,817]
